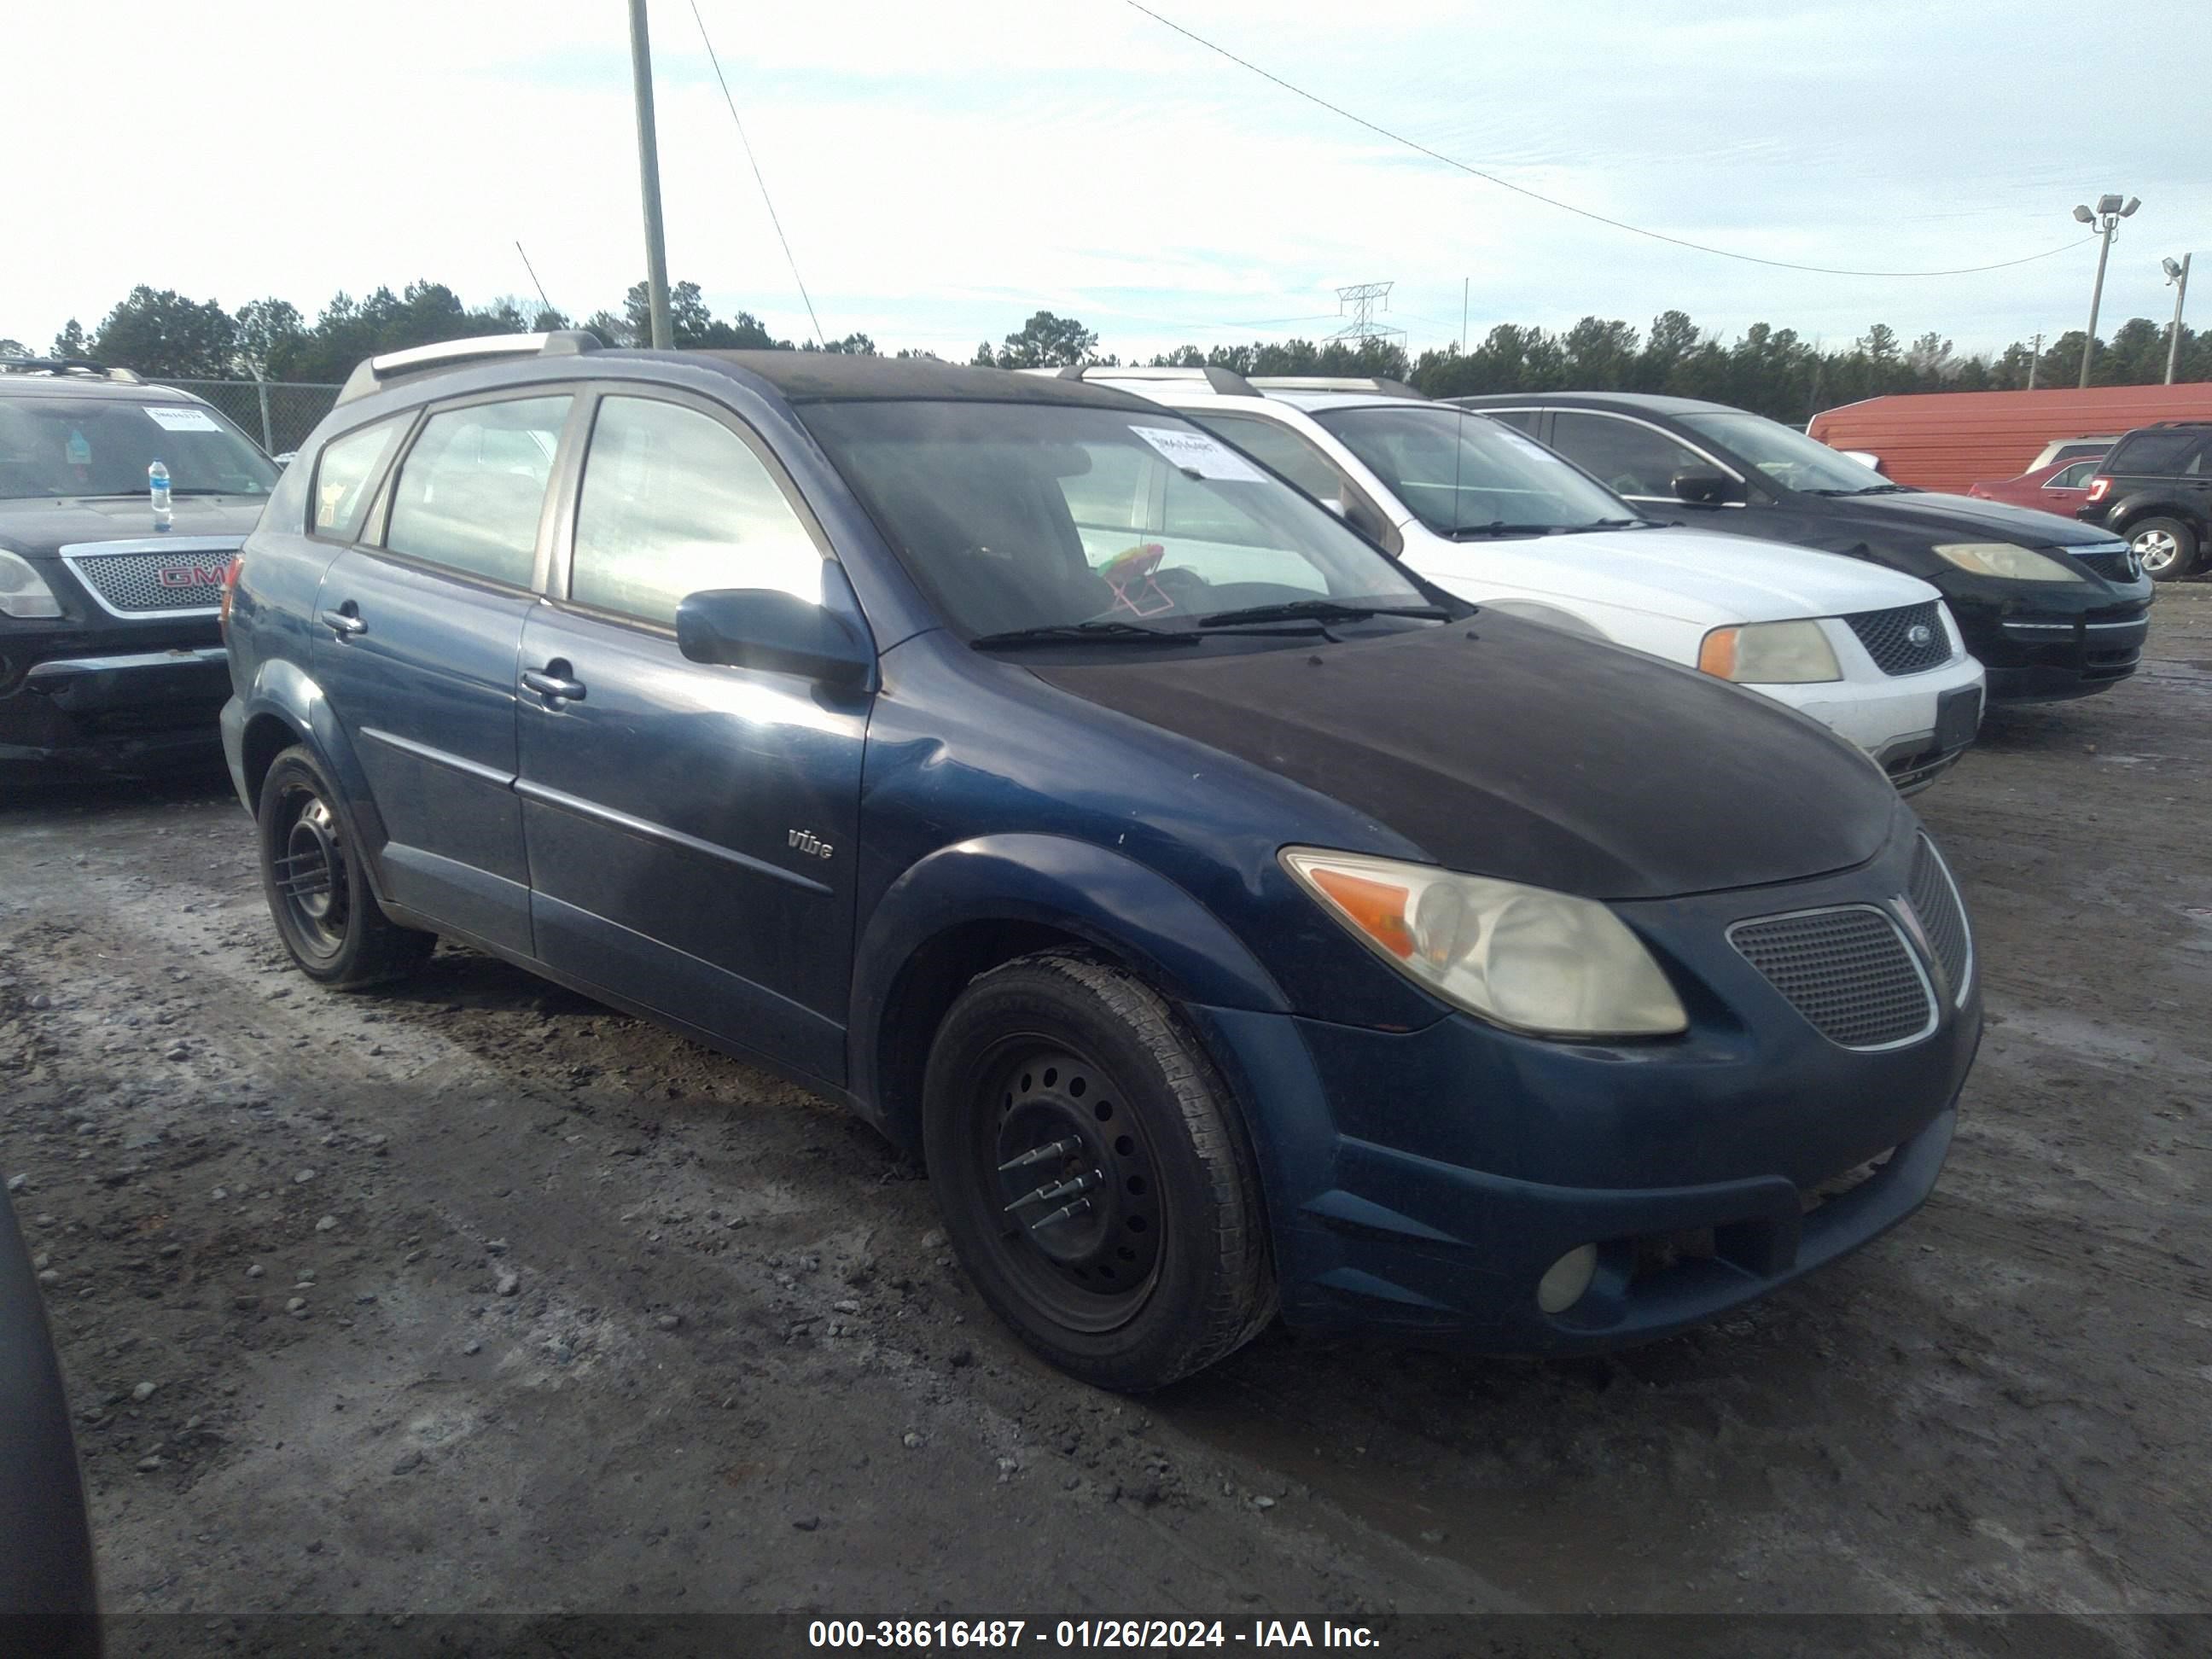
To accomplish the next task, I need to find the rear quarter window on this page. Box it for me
[309,416,407,542]
[2108,431,2205,475]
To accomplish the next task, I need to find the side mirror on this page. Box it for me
[675,587,873,690]
[1336,494,1391,544]
[1672,469,1743,506]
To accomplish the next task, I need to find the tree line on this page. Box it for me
[5,282,2203,424]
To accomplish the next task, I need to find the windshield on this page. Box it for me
[800,400,1435,641]
[1679,410,1893,494]
[0,394,279,500]
[1312,405,1632,534]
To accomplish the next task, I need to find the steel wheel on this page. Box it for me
[271,784,352,963]
[970,1039,1165,1334]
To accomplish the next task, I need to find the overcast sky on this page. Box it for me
[5,0,2204,367]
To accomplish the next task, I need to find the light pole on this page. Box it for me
[627,0,673,350]
[2072,193,2140,387]
[2164,254,2193,385]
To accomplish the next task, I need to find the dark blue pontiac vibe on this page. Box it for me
[222,336,1980,1389]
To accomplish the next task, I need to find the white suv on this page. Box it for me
[1062,370,1987,793]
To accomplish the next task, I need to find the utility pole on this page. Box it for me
[2071,193,2139,387]
[2028,332,2041,390]
[628,0,673,349]
[2165,254,2193,384]
[1460,277,1469,355]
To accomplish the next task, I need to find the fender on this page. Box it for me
[1476,599,1607,641]
[236,657,399,905]
[847,834,1291,1139]
[2106,489,2208,533]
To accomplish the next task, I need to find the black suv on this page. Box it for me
[0,359,279,779]
[1451,393,2156,705]
[2076,421,2212,580]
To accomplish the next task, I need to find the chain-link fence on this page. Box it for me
[159,378,342,458]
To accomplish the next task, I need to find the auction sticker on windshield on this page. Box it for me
[145,406,222,433]
[1131,426,1266,483]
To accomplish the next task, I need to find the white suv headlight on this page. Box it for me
[0,550,63,619]
[1282,849,1688,1038]
[1697,619,1841,684]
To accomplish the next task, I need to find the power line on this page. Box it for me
[1121,1,2100,280]
[690,0,825,346]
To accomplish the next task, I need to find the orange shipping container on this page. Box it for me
[1807,383,2212,493]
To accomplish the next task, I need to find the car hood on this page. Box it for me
[0,495,268,557]
[1455,524,1943,625]
[1806,488,2122,549]
[1030,614,1901,901]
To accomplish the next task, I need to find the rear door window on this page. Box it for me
[1547,412,1707,498]
[384,395,572,587]
[568,395,824,625]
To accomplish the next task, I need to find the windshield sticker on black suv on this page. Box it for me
[145,406,221,433]
[1131,425,1266,482]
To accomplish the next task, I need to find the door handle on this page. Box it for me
[320,608,366,639]
[521,667,587,702]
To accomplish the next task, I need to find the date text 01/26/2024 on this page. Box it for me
[806,1621,1380,1650]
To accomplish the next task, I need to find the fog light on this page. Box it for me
[1536,1244,1598,1314]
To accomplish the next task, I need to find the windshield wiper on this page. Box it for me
[969,620,1199,649]
[1551,517,1662,533]
[1808,484,1905,497]
[1191,599,1452,628]
[1447,521,1563,539]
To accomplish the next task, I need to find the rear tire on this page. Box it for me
[2127,515,2200,581]
[923,951,1275,1391]
[257,745,435,988]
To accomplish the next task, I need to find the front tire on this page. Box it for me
[257,745,435,987]
[923,951,1275,1391]
[2128,515,2200,581]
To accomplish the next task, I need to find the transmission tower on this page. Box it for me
[1332,281,1403,346]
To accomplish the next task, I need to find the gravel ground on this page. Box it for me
[3,588,2209,1634]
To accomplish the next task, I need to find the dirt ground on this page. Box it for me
[3,589,2209,1639]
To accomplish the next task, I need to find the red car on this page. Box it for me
[1967,454,2107,517]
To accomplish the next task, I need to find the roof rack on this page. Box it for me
[337,330,601,405]
[0,357,143,383]
[1027,364,1261,398]
[1247,375,1423,399]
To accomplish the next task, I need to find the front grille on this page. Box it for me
[1729,906,1935,1050]
[64,550,234,614]
[1906,835,1972,1003]
[2073,547,2138,583]
[1843,601,1951,676]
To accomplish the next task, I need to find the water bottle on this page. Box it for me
[148,459,172,531]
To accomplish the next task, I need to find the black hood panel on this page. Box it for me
[1033,617,1899,900]
[0,496,266,556]
[1818,489,2116,548]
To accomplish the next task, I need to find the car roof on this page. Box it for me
[672,351,1157,410]
[1450,391,1732,416]
[0,370,203,404]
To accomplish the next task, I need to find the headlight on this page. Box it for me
[1281,849,1688,1038]
[1930,542,2081,582]
[1697,619,1841,684]
[0,550,63,619]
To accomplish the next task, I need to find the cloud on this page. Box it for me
[3,0,2203,366]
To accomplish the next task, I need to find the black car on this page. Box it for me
[1451,393,2155,705]
[0,360,278,781]
[2076,421,2212,581]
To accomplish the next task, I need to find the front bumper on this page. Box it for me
[1760,650,1985,795]
[1949,579,2153,704]
[1191,821,1981,1353]
[0,622,229,776]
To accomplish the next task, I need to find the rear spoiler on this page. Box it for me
[337,331,600,405]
